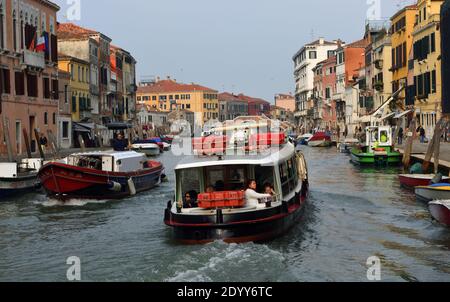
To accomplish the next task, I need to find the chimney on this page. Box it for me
[167,76,171,80]
[156,76,160,82]
[319,37,325,45]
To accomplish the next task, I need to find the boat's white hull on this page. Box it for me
[308,139,331,147]
[415,187,450,202]
[131,144,161,156]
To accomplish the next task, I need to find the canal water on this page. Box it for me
[0,147,449,282]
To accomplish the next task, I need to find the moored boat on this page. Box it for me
[350,126,402,166]
[428,200,450,227]
[131,143,161,157]
[164,119,309,244]
[38,151,164,200]
[0,159,43,198]
[399,174,450,190]
[308,132,331,147]
[298,134,313,146]
[415,184,450,203]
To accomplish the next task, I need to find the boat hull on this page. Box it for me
[308,139,331,147]
[0,174,39,199]
[350,150,402,166]
[429,202,450,227]
[399,174,450,189]
[38,162,164,200]
[415,186,450,203]
[132,146,161,157]
[165,181,308,244]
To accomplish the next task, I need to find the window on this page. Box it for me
[27,73,38,97]
[0,4,4,49]
[43,77,50,99]
[1,68,10,94]
[52,79,59,99]
[72,95,77,112]
[78,66,81,82]
[327,50,335,58]
[337,52,345,64]
[175,95,179,100]
[325,87,331,99]
[70,65,74,80]
[15,72,24,95]
[309,51,317,59]
[431,70,436,93]
[62,121,69,138]
[186,104,191,109]
[52,112,56,125]
[402,42,407,67]
[152,96,157,101]
[64,85,68,104]
[431,33,436,53]
[44,112,48,125]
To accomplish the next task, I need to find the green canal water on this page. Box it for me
[0,147,449,282]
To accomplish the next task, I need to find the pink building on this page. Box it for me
[274,93,295,113]
[313,56,337,130]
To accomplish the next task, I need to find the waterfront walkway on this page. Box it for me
[0,147,112,162]
[397,141,450,170]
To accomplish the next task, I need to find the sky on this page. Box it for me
[53,0,415,103]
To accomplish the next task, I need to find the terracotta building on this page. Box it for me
[0,0,60,158]
[274,93,295,113]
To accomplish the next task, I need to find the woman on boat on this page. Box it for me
[264,183,276,196]
[183,191,198,208]
[245,180,272,208]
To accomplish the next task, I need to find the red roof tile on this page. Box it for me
[137,80,217,94]
[57,23,107,40]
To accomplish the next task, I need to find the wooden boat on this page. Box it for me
[131,143,161,157]
[38,151,164,200]
[337,139,359,154]
[399,174,450,190]
[164,118,309,244]
[428,200,450,227]
[308,132,331,147]
[415,184,450,203]
[0,159,43,198]
[351,126,402,166]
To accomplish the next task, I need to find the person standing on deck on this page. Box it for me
[245,180,271,208]
[398,127,404,145]
[39,133,48,154]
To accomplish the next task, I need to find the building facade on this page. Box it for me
[137,78,219,127]
[293,38,341,128]
[370,32,393,110]
[0,0,60,158]
[442,0,450,115]
[57,69,72,149]
[413,0,444,136]
[218,92,248,121]
[274,93,295,113]
[390,5,417,108]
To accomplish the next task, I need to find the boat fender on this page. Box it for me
[128,178,137,196]
[108,181,122,192]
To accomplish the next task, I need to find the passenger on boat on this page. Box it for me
[245,180,272,208]
[206,186,215,193]
[183,191,198,208]
[113,134,129,151]
[264,183,276,196]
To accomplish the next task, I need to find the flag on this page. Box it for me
[36,35,46,52]
[29,31,37,51]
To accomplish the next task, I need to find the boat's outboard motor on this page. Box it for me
[431,173,443,185]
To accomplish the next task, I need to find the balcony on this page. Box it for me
[21,50,45,69]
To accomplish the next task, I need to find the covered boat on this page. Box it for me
[164,127,309,244]
[399,174,450,190]
[351,126,402,165]
[308,132,331,147]
[0,159,43,198]
[429,200,450,227]
[38,151,164,200]
[415,184,450,203]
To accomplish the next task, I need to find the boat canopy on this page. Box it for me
[67,151,147,173]
[175,143,296,171]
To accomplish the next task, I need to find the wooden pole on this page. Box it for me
[422,118,445,172]
[34,128,45,160]
[22,128,32,158]
[77,134,86,153]
[2,117,14,162]
[402,117,416,171]
[47,129,60,159]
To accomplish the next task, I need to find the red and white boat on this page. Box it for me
[38,151,164,200]
[429,200,450,227]
[308,132,332,147]
[399,174,450,189]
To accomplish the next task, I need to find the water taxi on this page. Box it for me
[164,117,309,244]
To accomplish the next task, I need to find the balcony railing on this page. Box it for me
[22,50,45,69]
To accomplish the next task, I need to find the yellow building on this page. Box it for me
[58,55,91,122]
[412,0,444,136]
[390,4,417,106]
[137,78,219,126]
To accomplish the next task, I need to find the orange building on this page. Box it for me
[274,93,295,113]
[0,0,60,158]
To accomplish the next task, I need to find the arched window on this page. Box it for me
[12,10,17,51]
[0,3,4,49]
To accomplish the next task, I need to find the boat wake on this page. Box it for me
[39,198,110,208]
[165,241,286,282]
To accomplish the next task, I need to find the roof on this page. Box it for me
[137,79,217,94]
[391,4,417,21]
[219,92,248,103]
[175,143,295,170]
[343,38,369,49]
[58,53,90,65]
[57,23,112,42]
[293,38,340,60]
[69,150,146,161]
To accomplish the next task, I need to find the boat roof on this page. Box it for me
[69,150,146,160]
[175,143,296,170]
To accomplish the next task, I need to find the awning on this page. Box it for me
[73,123,91,133]
[106,122,133,130]
[394,110,413,119]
